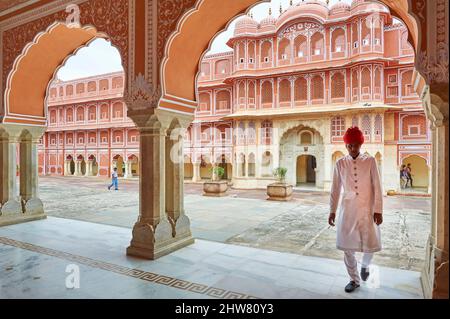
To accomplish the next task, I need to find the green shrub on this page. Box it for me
[273,167,288,182]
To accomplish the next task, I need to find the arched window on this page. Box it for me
[294,35,307,58]
[66,85,73,96]
[87,81,96,92]
[331,116,345,138]
[311,32,324,57]
[100,103,109,120]
[294,77,307,102]
[66,108,73,122]
[216,90,231,110]
[278,38,290,61]
[248,153,256,177]
[261,81,273,105]
[248,42,255,64]
[76,107,84,121]
[300,131,312,145]
[99,79,109,91]
[279,79,291,103]
[112,76,123,88]
[311,75,324,101]
[88,105,96,121]
[215,59,229,75]
[238,122,246,145]
[237,42,245,64]
[201,62,210,76]
[261,41,272,63]
[373,66,382,98]
[76,83,85,94]
[352,22,359,52]
[112,102,123,118]
[331,72,345,100]
[361,67,371,97]
[331,28,346,53]
[401,70,413,96]
[362,115,371,141]
[351,68,359,101]
[238,82,246,106]
[248,81,255,106]
[374,114,382,142]
[373,18,382,48]
[361,17,371,48]
[199,92,211,111]
[247,121,256,144]
[261,120,273,145]
[261,151,273,177]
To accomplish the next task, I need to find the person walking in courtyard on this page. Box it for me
[405,163,413,188]
[328,126,383,293]
[400,164,408,189]
[108,167,119,190]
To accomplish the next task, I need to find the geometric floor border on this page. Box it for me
[0,236,259,299]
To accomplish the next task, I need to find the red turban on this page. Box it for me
[343,126,364,145]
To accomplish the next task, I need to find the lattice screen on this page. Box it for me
[374,114,382,136]
[311,76,324,100]
[331,116,345,137]
[294,77,307,101]
[362,115,371,138]
[262,81,273,103]
[279,80,291,102]
[331,72,345,98]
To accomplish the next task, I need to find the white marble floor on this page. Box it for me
[0,217,423,299]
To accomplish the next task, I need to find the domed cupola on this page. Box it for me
[260,7,277,31]
[233,13,258,36]
[330,0,351,14]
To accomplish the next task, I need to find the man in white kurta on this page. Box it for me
[328,126,383,293]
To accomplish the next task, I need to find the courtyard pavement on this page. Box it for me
[0,217,423,299]
[37,176,431,272]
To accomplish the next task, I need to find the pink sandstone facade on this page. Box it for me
[39,71,139,178]
[39,0,431,193]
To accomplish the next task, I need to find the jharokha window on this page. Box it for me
[261,120,273,145]
[331,116,345,138]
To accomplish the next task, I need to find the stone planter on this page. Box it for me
[267,182,293,201]
[203,180,228,197]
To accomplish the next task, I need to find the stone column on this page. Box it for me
[126,109,193,259]
[0,130,22,219]
[192,162,201,182]
[165,123,193,242]
[73,160,81,176]
[124,161,131,178]
[19,129,45,216]
[85,160,92,176]
[64,160,71,176]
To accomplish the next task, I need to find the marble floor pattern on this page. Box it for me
[0,217,423,299]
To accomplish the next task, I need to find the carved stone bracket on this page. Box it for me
[123,73,161,111]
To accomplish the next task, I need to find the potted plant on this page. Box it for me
[267,167,293,201]
[203,165,228,197]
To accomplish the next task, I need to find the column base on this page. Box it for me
[0,213,46,227]
[126,218,194,260]
[23,198,44,215]
[0,199,22,215]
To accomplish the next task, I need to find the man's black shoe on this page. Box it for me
[345,281,360,293]
[361,267,370,281]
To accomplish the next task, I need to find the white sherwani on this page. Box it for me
[330,153,383,253]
